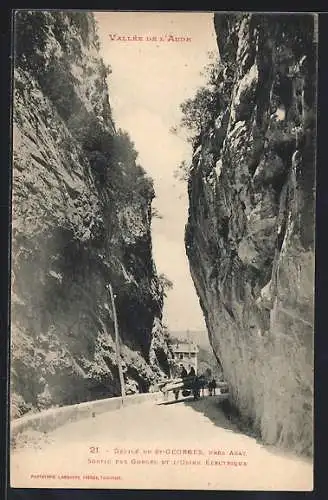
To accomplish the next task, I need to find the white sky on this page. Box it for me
[94,12,218,333]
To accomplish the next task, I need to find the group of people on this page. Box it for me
[179,364,218,398]
[196,374,217,396]
[179,364,196,379]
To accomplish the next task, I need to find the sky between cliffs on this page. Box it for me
[94,12,218,334]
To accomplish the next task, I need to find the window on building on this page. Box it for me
[179,353,183,360]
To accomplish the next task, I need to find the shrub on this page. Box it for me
[172,53,234,180]
[158,273,173,298]
[173,160,190,182]
[180,87,220,139]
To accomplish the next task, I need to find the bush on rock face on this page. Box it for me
[12,11,168,417]
[184,13,315,456]
[172,54,235,182]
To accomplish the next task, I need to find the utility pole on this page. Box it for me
[107,283,126,405]
[187,329,191,360]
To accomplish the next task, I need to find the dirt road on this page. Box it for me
[11,395,313,491]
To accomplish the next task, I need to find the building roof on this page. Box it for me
[171,341,198,353]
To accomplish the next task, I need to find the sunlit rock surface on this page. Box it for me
[186,13,316,455]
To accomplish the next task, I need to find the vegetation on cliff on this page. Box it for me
[11,11,169,418]
[183,13,316,455]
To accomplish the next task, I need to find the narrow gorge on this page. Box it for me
[11,11,171,418]
[11,11,316,461]
[185,13,316,455]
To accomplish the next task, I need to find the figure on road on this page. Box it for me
[198,374,207,397]
[192,376,201,400]
[180,365,188,378]
[208,378,217,396]
[187,365,196,377]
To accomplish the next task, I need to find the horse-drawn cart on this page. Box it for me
[158,375,203,401]
[158,376,230,401]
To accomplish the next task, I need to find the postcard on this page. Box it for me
[9,10,316,491]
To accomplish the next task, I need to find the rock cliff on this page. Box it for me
[186,13,316,455]
[11,11,170,418]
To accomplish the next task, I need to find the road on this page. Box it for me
[11,394,313,491]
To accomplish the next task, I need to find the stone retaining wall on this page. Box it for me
[11,392,164,439]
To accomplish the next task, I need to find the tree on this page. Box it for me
[173,54,222,142]
[112,128,138,166]
[151,207,163,219]
[180,87,219,138]
[107,129,154,199]
[199,51,221,86]
[170,54,224,181]
[173,160,190,182]
[158,273,173,297]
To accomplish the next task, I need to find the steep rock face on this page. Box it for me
[186,14,316,455]
[11,11,169,418]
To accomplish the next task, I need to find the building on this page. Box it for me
[170,340,199,375]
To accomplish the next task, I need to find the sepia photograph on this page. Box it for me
[9,10,316,491]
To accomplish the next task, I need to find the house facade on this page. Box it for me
[170,341,199,375]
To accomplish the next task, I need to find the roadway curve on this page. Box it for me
[11,394,312,491]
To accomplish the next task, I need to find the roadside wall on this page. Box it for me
[11,392,164,439]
